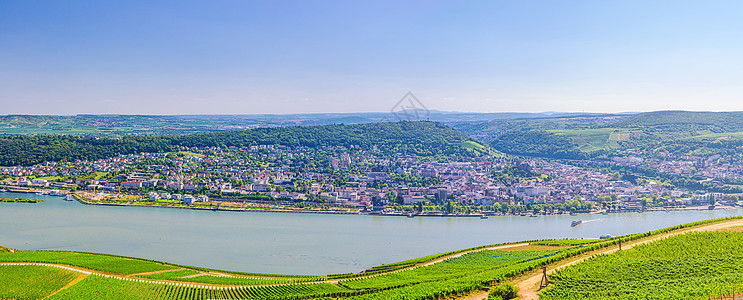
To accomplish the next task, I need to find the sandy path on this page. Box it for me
[127,268,185,278]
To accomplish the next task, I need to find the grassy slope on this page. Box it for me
[491,111,743,156]
[548,128,635,152]
[542,231,743,299]
[2,217,740,299]
[0,265,79,300]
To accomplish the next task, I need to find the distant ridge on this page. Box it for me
[610,110,743,129]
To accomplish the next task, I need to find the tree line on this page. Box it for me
[0,121,482,166]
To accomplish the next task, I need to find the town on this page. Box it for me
[1,144,740,216]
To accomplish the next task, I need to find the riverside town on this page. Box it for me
[3,142,741,216]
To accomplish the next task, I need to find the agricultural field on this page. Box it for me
[1,218,738,300]
[542,231,743,299]
[341,250,560,290]
[0,265,79,300]
[139,270,306,285]
[0,251,177,275]
[49,275,352,300]
[548,128,634,152]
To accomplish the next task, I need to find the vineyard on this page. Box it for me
[0,251,177,274]
[140,271,304,285]
[342,250,559,290]
[49,275,353,300]
[541,231,743,299]
[0,265,79,300]
[3,217,742,300]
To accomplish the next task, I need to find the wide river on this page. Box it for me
[0,192,741,275]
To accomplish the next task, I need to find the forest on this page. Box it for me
[0,121,481,166]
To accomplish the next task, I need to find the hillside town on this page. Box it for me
[1,145,740,215]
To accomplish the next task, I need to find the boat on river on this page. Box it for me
[571,219,583,227]
[64,194,75,201]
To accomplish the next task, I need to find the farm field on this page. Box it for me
[0,251,178,275]
[2,217,743,299]
[0,265,79,300]
[49,275,352,300]
[548,128,634,152]
[541,231,743,300]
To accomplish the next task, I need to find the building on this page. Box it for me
[182,194,196,204]
[147,192,161,201]
[420,169,439,178]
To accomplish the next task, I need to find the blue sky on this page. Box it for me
[1,1,742,114]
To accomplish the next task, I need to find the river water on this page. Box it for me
[0,192,740,275]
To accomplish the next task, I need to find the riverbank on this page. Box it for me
[0,197,43,203]
[72,194,362,215]
[27,191,739,219]
[7,189,741,218]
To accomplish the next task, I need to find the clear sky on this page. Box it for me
[1,1,743,115]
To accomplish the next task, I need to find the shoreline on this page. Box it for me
[3,188,740,218]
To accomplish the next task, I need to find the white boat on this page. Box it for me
[64,194,75,201]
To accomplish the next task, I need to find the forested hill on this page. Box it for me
[169,121,476,155]
[608,110,743,130]
[0,121,487,166]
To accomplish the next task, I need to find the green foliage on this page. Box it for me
[490,131,592,159]
[0,197,43,203]
[340,250,559,290]
[137,269,200,280]
[542,231,743,300]
[531,239,603,246]
[167,274,297,285]
[50,275,352,300]
[0,265,79,300]
[488,282,518,300]
[0,251,177,275]
[171,121,477,157]
[491,164,542,184]
[0,121,483,166]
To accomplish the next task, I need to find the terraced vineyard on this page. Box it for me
[3,217,742,300]
[342,250,558,290]
[49,275,352,300]
[0,251,177,275]
[0,265,79,300]
[542,231,743,299]
[139,270,306,285]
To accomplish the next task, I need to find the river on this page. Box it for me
[0,192,740,275]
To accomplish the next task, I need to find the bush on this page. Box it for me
[488,282,518,300]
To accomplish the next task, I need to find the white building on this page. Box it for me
[147,192,161,201]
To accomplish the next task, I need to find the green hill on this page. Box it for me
[0,121,490,166]
[486,111,743,158]
[610,110,743,129]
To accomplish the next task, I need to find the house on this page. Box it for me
[142,179,159,188]
[31,179,48,187]
[182,194,196,204]
[403,195,425,205]
[147,192,161,201]
[252,183,270,192]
